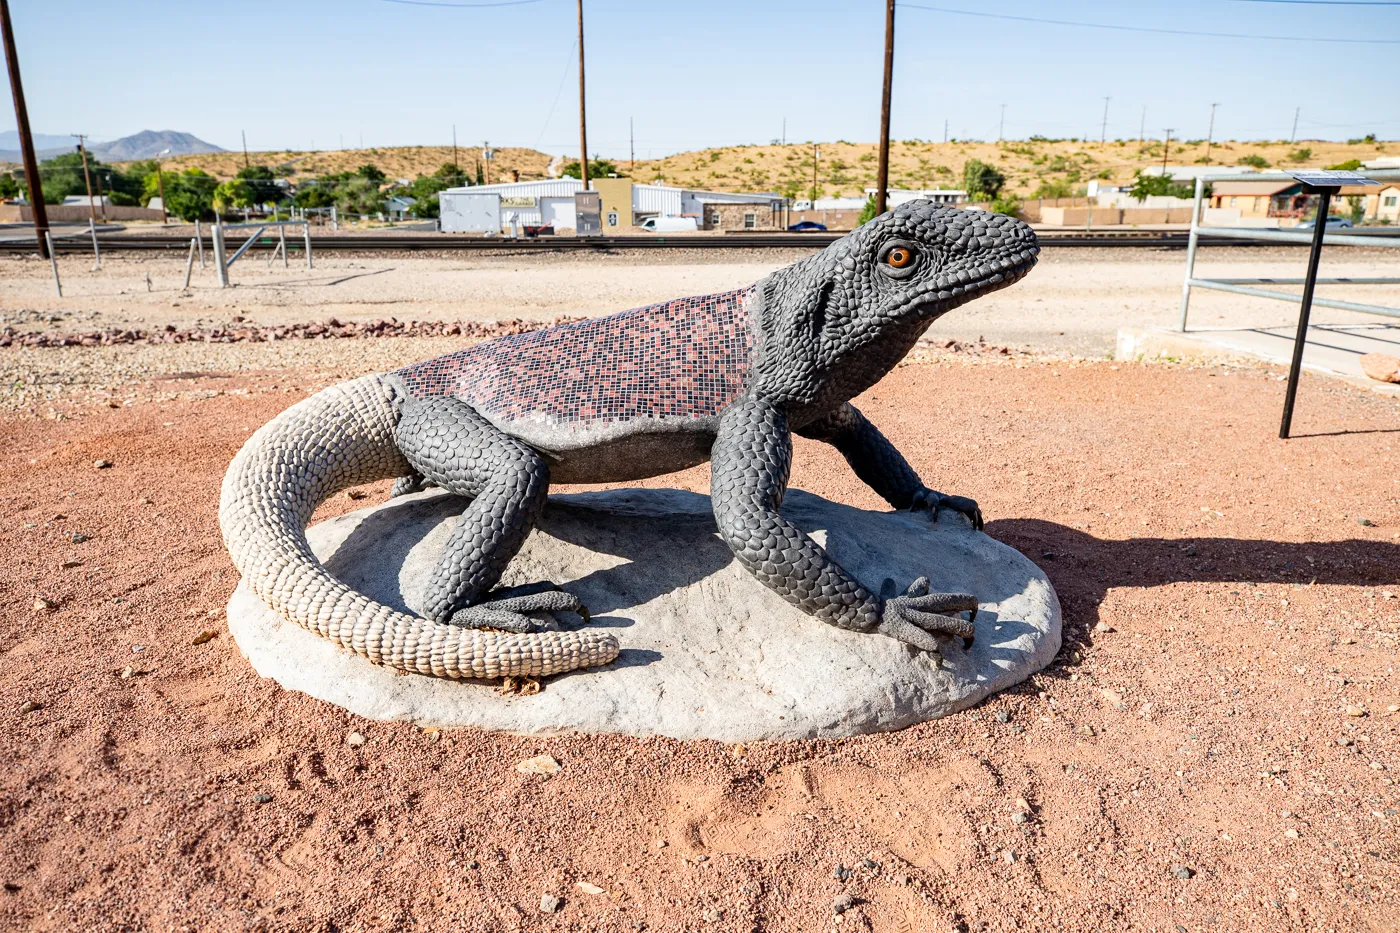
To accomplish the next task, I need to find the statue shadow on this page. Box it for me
[983,517,1400,656]
[322,490,737,671]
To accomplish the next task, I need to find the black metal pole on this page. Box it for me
[1279,187,1332,439]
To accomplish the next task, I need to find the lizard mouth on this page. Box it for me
[910,245,1040,319]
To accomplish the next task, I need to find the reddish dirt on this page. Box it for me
[2,357,1398,933]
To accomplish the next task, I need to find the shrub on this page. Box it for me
[1327,158,1362,171]
[1031,178,1073,199]
[857,195,878,225]
[989,196,1022,217]
[1237,154,1269,168]
[962,159,1005,201]
[1287,147,1312,164]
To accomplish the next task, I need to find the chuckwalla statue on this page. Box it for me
[220,201,1039,681]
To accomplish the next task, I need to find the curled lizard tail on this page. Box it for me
[218,373,620,679]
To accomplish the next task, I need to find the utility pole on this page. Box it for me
[155,148,169,224]
[1139,105,1146,146]
[998,103,1006,142]
[782,117,786,146]
[483,141,491,185]
[1162,128,1174,174]
[73,134,97,226]
[1290,106,1300,144]
[576,0,589,191]
[1100,96,1110,145]
[630,116,635,174]
[452,124,459,181]
[811,143,820,205]
[1205,103,1219,161]
[242,130,249,169]
[875,0,895,215]
[1,0,49,258]
[943,119,948,144]
[91,151,107,222]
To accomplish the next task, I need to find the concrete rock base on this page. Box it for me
[227,488,1061,741]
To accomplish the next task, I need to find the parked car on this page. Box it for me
[638,216,699,232]
[1295,216,1354,230]
[787,221,828,232]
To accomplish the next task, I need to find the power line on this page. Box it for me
[1227,0,1400,5]
[898,3,1400,43]
[374,0,545,8]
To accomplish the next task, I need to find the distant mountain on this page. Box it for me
[0,130,75,151]
[0,129,225,165]
[90,130,224,161]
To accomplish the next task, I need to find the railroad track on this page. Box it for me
[2,229,1382,254]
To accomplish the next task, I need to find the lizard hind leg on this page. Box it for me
[395,396,587,633]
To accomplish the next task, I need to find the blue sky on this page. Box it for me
[3,0,1397,156]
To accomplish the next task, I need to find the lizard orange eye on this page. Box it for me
[886,246,914,268]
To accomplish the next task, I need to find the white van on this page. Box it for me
[638,215,699,232]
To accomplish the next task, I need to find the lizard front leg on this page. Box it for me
[396,396,589,633]
[797,402,983,530]
[711,398,977,652]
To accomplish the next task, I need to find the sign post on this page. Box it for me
[1278,170,1379,439]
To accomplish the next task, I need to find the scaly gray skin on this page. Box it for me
[219,201,1038,680]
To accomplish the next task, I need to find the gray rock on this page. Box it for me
[227,488,1061,741]
[1172,864,1194,880]
[834,863,851,881]
[539,893,561,914]
[832,894,856,915]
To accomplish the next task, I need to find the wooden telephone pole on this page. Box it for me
[0,0,49,257]
[874,0,895,216]
[576,0,589,190]
[73,134,98,225]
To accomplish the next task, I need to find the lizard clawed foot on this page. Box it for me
[390,474,432,498]
[447,583,590,634]
[910,488,984,531]
[876,577,978,652]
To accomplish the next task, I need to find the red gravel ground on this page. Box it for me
[2,355,1398,933]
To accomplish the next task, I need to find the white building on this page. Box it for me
[439,179,783,233]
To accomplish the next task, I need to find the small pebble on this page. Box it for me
[1388,705,1399,713]
[252,793,272,804]
[860,858,879,870]
[576,882,604,896]
[655,839,668,849]
[703,908,723,922]
[18,700,41,714]
[1285,829,1300,839]
[69,532,89,544]
[1357,517,1375,527]
[1003,850,1017,864]
[516,754,562,776]
[345,489,368,500]
[993,709,1010,724]
[191,631,218,646]
[833,863,851,881]
[1075,724,1096,737]
[831,894,855,915]
[1337,736,1354,747]
[346,731,366,747]
[539,893,561,914]
[1345,705,1366,717]
[1010,811,1028,825]
[1094,621,1115,633]
[93,459,111,469]
[32,598,53,612]
[1172,864,1194,880]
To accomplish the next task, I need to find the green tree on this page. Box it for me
[213,179,256,214]
[236,164,283,206]
[962,159,1005,201]
[1327,158,1362,171]
[0,172,21,199]
[1345,195,1365,224]
[356,163,386,183]
[561,158,621,180]
[856,195,878,225]
[161,169,217,221]
[1127,171,1199,201]
[1031,178,1073,199]
[989,196,1022,217]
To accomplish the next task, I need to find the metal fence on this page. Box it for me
[1178,171,1400,331]
[209,219,313,287]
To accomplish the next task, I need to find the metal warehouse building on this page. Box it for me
[438,179,784,233]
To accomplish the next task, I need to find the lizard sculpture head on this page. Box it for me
[755,200,1039,408]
